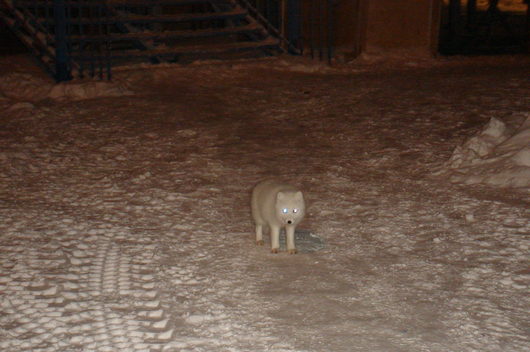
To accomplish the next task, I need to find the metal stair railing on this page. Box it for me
[2,0,336,81]
[65,0,285,79]
[53,0,73,81]
[68,1,277,63]
[50,0,112,80]
[242,0,338,63]
[234,0,300,54]
[1,0,70,80]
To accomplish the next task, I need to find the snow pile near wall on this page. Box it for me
[440,116,530,188]
[0,72,132,103]
[0,73,52,102]
[48,80,132,101]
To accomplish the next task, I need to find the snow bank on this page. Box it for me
[0,73,51,102]
[0,72,132,103]
[48,80,132,101]
[440,116,530,188]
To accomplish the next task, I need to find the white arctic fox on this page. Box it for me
[251,180,305,254]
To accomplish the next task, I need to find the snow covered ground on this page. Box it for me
[0,54,529,352]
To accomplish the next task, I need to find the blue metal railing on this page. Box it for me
[1,0,337,81]
[53,0,72,81]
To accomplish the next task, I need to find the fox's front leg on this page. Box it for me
[255,224,264,246]
[270,226,280,253]
[286,225,297,254]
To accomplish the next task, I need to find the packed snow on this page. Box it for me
[439,115,530,188]
[0,53,529,352]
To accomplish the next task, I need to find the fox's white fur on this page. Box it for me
[251,180,305,254]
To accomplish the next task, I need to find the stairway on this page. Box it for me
[0,0,297,81]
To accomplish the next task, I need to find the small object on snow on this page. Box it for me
[465,214,475,223]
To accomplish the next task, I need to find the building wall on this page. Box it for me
[328,0,443,56]
[361,0,442,55]
[294,0,441,57]
[334,0,364,55]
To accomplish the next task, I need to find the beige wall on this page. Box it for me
[334,0,364,55]
[297,0,442,57]
[361,0,442,55]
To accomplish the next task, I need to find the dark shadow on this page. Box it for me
[439,0,529,55]
[0,23,29,55]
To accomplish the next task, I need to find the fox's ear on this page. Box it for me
[295,191,303,200]
[277,192,285,201]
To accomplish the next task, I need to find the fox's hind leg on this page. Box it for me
[255,224,264,246]
[270,225,280,253]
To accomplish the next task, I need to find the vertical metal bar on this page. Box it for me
[328,0,337,65]
[89,2,94,79]
[77,0,84,78]
[526,0,530,53]
[53,0,70,81]
[98,2,103,80]
[309,0,315,58]
[271,0,278,34]
[45,0,51,35]
[267,0,272,26]
[319,0,323,60]
[298,0,304,54]
[448,0,461,52]
[106,3,111,80]
[466,0,476,29]
[277,0,281,30]
[327,0,333,64]
[48,0,53,37]
[484,0,498,42]
[287,0,301,52]
[106,42,111,80]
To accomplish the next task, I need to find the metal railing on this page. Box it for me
[305,0,336,62]
[2,0,338,81]
[237,0,300,54]
[55,0,112,80]
[247,0,338,63]
[441,0,529,54]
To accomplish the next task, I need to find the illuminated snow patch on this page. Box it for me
[278,229,325,253]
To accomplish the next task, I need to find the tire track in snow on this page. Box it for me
[447,213,530,352]
[0,226,173,351]
[153,227,302,352]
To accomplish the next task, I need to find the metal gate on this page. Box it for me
[440,0,529,54]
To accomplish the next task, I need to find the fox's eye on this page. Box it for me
[282,208,288,214]
[293,209,298,213]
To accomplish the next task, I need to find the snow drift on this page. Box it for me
[0,72,131,102]
[441,116,530,188]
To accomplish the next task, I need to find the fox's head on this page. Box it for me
[275,191,305,226]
